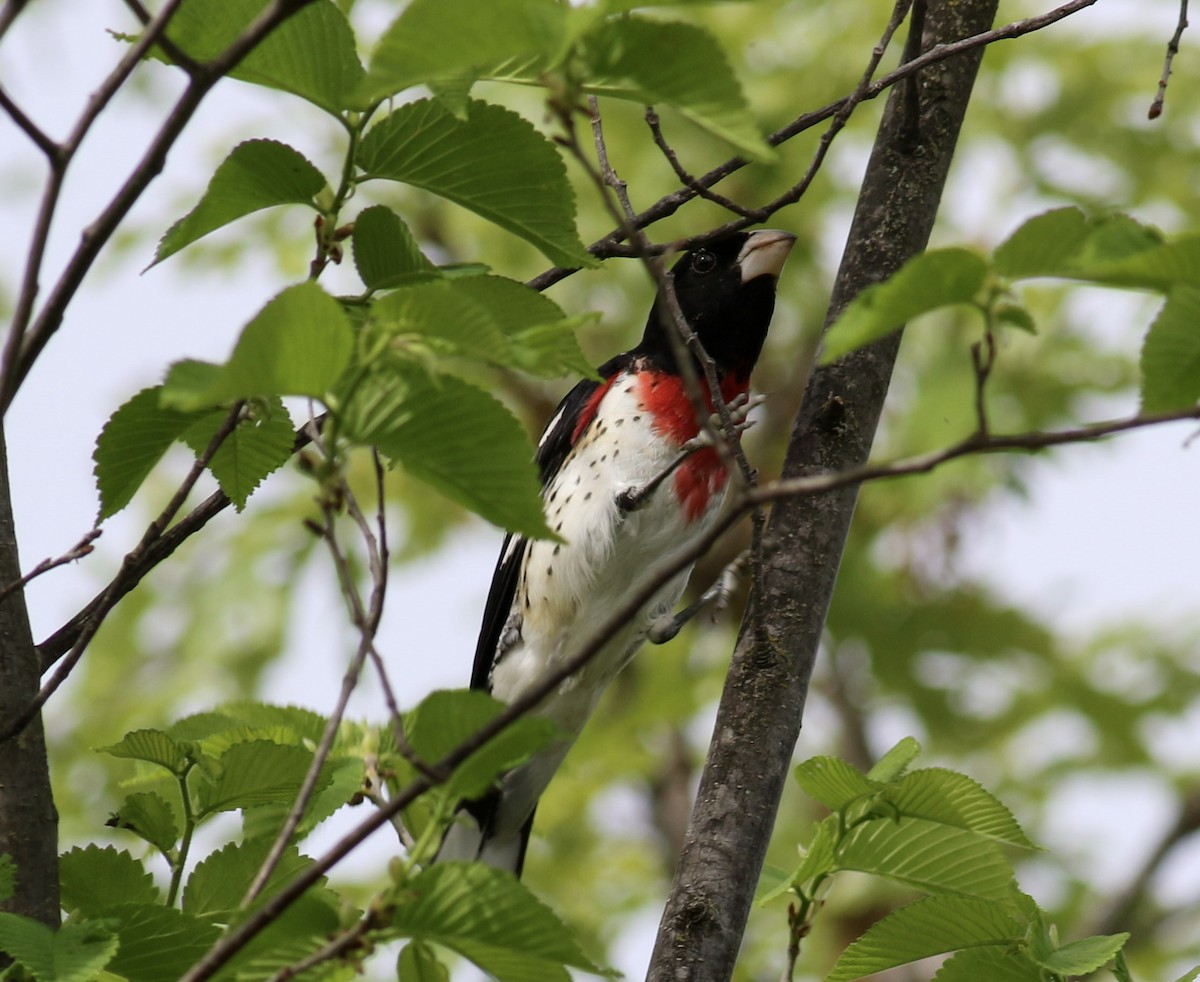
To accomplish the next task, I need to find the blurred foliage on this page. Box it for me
[6,0,1200,979]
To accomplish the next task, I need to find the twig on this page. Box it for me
[242,449,392,906]
[265,911,377,982]
[0,529,100,602]
[120,0,202,74]
[645,108,757,219]
[1,0,320,415]
[588,95,637,223]
[0,403,246,743]
[526,0,1101,292]
[970,327,996,436]
[1150,0,1189,118]
[0,85,59,159]
[0,0,30,41]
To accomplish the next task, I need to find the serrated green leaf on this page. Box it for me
[820,248,988,364]
[889,769,1037,849]
[993,207,1092,279]
[161,283,354,411]
[406,690,560,800]
[93,386,202,520]
[1140,287,1200,413]
[183,840,332,918]
[0,913,119,982]
[398,941,451,982]
[59,846,159,917]
[867,736,922,782]
[932,947,1044,982]
[391,862,611,980]
[108,791,180,855]
[352,206,438,289]
[98,728,189,775]
[153,0,364,114]
[1033,933,1129,976]
[242,755,366,841]
[826,895,1024,982]
[104,902,221,982]
[351,371,551,538]
[180,397,296,510]
[363,0,565,100]
[837,818,1014,901]
[202,701,329,744]
[794,756,880,810]
[153,140,327,266]
[194,740,327,816]
[358,99,594,269]
[581,17,771,161]
[0,855,14,904]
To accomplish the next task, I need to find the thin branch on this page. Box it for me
[589,95,637,223]
[243,448,391,906]
[0,84,60,159]
[120,0,201,74]
[1150,0,1189,119]
[0,0,30,41]
[1,0,320,414]
[527,0,1101,292]
[644,108,757,219]
[0,529,100,602]
[265,912,378,982]
[1,404,246,743]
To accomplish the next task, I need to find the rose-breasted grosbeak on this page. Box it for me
[437,229,795,874]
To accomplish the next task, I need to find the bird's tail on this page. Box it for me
[433,788,536,876]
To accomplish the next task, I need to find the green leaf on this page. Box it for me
[821,248,988,364]
[390,862,611,981]
[993,207,1092,280]
[93,386,201,520]
[161,283,354,410]
[889,769,1038,849]
[98,728,189,775]
[364,0,565,100]
[994,303,1037,334]
[0,913,119,982]
[398,941,451,982]
[154,0,365,114]
[825,895,1024,982]
[183,840,330,917]
[1033,933,1129,976]
[0,855,14,904]
[368,276,594,378]
[108,792,180,855]
[358,99,595,269]
[1172,967,1200,982]
[752,864,792,906]
[405,689,560,800]
[349,371,551,538]
[581,17,771,161]
[153,140,328,265]
[242,755,366,841]
[794,756,880,810]
[837,818,1014,901]
[59,846,158,917]
[180,397,296,510]
[867,736,922,782]
[194,740,326,816]
[1140,287,1200,413]
[104,903,221,982]
[932,947,1044,982]
[352,205,438,289]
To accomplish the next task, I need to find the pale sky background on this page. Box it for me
[3,1,1199,978]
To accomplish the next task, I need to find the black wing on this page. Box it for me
[469,364,627,692]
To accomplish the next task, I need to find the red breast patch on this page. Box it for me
[636,371,749,522]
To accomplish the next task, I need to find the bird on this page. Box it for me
[435,228,795,875]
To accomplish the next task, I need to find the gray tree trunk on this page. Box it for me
[647,1,999,978]
[0,426,59,926]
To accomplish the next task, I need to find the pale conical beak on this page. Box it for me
[738,229,797,283]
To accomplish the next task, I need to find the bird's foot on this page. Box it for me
[647,550,749,644]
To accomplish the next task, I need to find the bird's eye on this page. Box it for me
[690,249,717,274]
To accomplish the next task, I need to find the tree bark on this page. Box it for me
[646,2,999,978]
[0,425,59,926]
